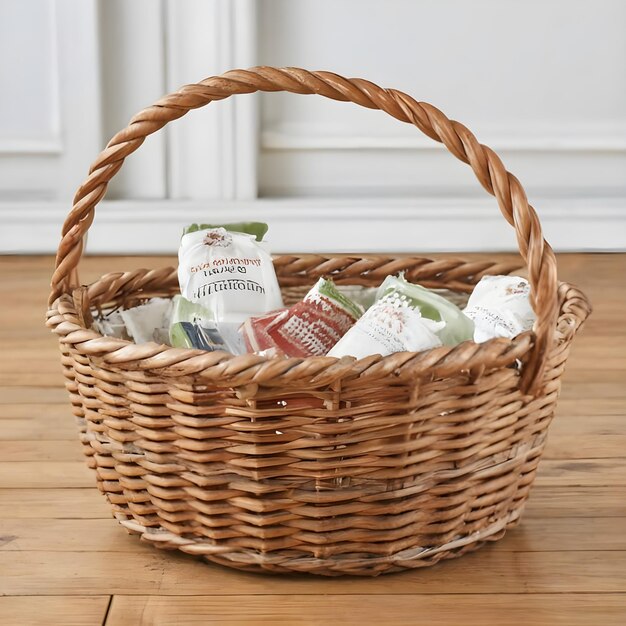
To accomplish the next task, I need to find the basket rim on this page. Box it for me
[46,269,590,391]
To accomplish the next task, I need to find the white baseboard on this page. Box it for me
[1,196,625,255]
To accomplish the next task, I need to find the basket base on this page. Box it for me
[115,508,521,577]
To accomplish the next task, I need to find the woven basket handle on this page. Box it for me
[49,66,558,394]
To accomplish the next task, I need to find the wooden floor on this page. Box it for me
[0,254,625,626]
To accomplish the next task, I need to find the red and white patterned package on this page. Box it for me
[241,278,363,357]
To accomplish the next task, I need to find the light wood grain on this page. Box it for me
[523,486,626,518]
[105,594,626,626]
[0,253,623,626]
[0,387,68,404]
[0,489,111,519]
[0,461,95,488]
[3,550,626,596]
[0,414,78,441]
[542,414,626,459]
[534,459,626,487]
[0,519,150,553]
[0,404,74,420]
[0,596,109,626]
[0,440,84,462]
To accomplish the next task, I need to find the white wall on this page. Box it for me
[1,0,624,254]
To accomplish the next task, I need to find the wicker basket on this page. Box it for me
[46,67,591,576]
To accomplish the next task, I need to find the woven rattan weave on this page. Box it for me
[46,67,590,576]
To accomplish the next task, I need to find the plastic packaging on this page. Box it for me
[327,291,444,359]
[177,226,284,326]
[169,295,245,353]
[118,298,173,344]
[242,278,362,357]
[375,274,474,346]
[92,309,129,340]
[463,275,535,342]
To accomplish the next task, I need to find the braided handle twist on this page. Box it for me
[49,66,558,394]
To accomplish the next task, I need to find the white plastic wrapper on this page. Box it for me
[119,298,173,344]
[463,275,536,343]
[177,227,283,325]
[327,291,445,360]
[92,309,128,340]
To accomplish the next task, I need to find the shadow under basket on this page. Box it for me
[46,67,591,576]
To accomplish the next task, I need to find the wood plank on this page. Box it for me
[561,369,626,388]
[504,517,626,551]
[0,404,73,420]
[543,414,626,459]
[0,488,111,519]
[0,596,110,626]
[0,356,65,387]
[0,414,77,440]
[549,414,626,432]
[2,516,624,554]
[105,594,626,626]
[550,340,626,370]
[0,462,94,488]
[535,459,626,486]
[544,436,626,461]
[3,549,626,595]
[523,486,626,518]
[0,519,148,553]
[555,397,626,417]
[0,387,68,404]
[0,440,83,462]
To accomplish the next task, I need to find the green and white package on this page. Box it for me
[328,274,474,360]
[327,292,444,359]
[375,274,474,346]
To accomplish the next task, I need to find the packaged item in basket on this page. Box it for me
[463,275,535,342]
[93,298,173,344]
[375,274,474,346]
[119,297,174,344]
[178,225,283,327]
[92,309,129,340]
[327,290,445,359]
[169,295,246,353]
[241,278,363,357]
